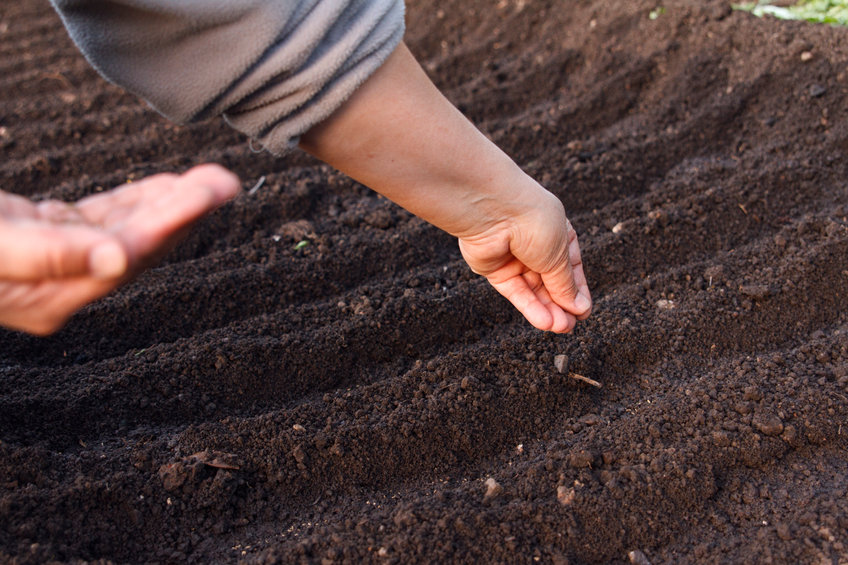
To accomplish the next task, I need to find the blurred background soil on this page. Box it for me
[1,0,847,563]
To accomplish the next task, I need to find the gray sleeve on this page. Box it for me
[50,0,405,153]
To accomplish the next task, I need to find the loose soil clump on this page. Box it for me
[2,0,848,563]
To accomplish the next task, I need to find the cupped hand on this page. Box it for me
[0,164,240,335]
[458,190,592,333]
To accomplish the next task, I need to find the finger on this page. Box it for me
[521,271,575,333]
[567,232,592,320]
[0,221,127,281]
[125,182,217,251]
[488,273,577,333]
[75,174,178,226]
[77,164,241,227]
[0,277,116,335]
[114,169,238,261]
[0,191,40,219]
[540,228,592,318]
[545,302,574,333]
[179,164,242,203]
[492,275,553,331]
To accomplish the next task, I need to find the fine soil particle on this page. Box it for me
[2,0,848,563]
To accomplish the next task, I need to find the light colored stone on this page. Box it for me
[554,354,569,373]
[629,549,652,565]
[484,477,503,500]
[557,485,575,506]
[656,299,675,310]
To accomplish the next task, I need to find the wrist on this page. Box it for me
[298,41,560,240]
[450,164,560,240]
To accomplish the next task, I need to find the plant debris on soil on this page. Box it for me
[735,0,848,26]
[2,0,848,563]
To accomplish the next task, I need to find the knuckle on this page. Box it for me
[42,242,69,279]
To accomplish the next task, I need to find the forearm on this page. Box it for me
[298,42,553,238]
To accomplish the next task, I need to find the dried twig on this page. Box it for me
[568,372,602,388]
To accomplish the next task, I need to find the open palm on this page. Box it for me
[0,164,240,335]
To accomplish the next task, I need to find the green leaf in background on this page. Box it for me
[733,0,848,26]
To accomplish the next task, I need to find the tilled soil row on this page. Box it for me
[1,1,848,563]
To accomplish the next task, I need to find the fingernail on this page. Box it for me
[88,241,127,279]
[574,293,592,314]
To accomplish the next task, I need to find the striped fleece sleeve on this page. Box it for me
[50,0,405,153]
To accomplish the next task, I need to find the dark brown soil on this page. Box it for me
[2,0,848,563]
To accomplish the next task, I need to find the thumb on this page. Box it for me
[0,221,127,281]
[539,228,592,318]
[541,263,592,317]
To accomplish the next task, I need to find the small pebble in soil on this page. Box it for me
[484,477,503,500]
[612,222,625,234]
[628,549,652,565]
[656,299,675,310]
[554,354,569,374]
[810,84,827,98]
[557,485,575,506]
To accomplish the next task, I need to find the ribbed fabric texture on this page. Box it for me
[50,0,405,153]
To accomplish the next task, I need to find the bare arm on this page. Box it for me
[300,43,592,332]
